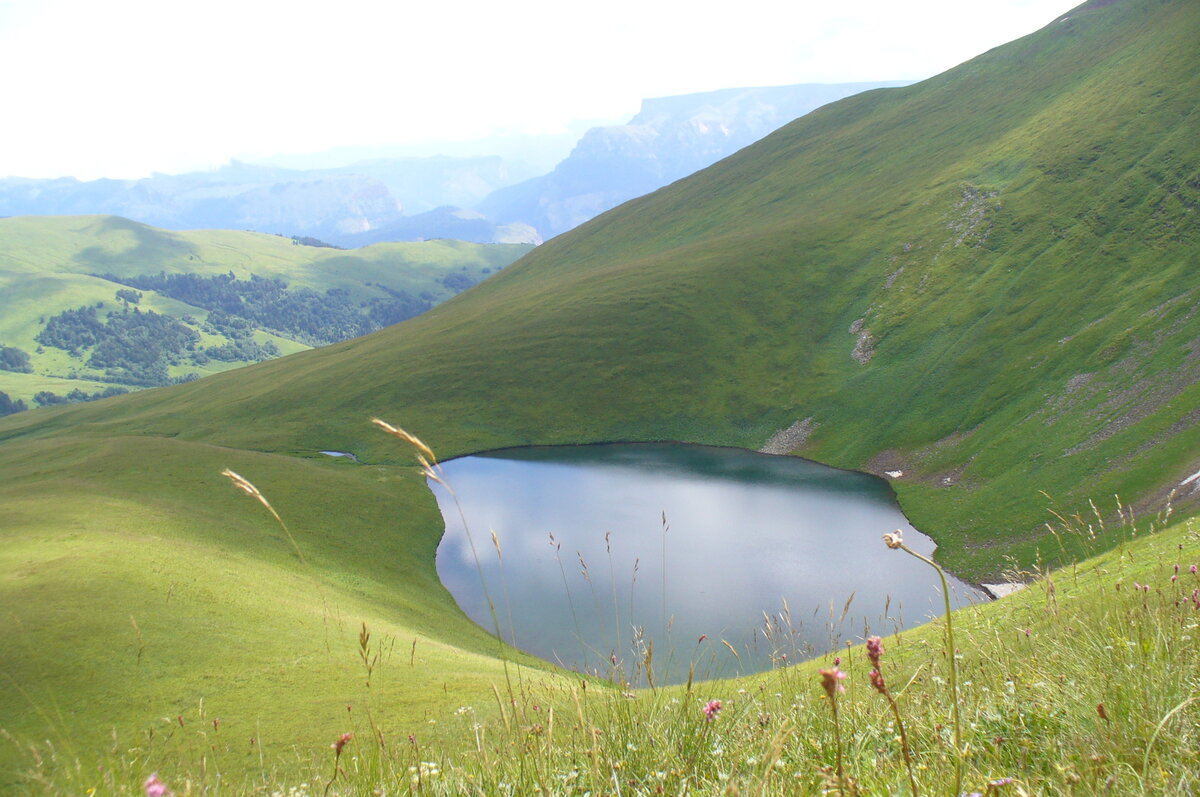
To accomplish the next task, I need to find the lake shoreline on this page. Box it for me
[316,437,1013,600]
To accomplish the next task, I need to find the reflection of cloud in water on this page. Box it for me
[434,444,980,682]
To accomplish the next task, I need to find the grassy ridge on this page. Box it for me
[0,215,530,402]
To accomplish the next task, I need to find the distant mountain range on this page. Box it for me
[0,81,908,245]
[477,81,912,238]
[0,158,540,245]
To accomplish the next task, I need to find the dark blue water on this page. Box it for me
[433,443,982,683]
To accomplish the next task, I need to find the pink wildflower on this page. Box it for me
[819,668,847,699]
[144,774,171,797]
[866,636,884,667]
[1191,565,1198,575]
[332,732,352,754]
[697,634,708,643]
[702,699,722,721]
[869,668,887,694]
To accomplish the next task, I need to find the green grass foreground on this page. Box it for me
[6,463,1198,794]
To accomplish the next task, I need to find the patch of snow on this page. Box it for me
[885,470,903,479]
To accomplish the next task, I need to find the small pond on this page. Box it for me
[432,443,982,683]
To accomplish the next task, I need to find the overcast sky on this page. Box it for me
[0,0,1080,180]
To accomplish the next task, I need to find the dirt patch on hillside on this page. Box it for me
[849,318,876,364]
[864,428,980,488]
[759,417,818,454]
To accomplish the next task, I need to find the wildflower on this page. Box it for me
[703,699,722,721]
[332,733,352,754]
[819,668,847,699]
[866,636,884,667]
[144,774,171,797]
[869,668,886,693]
[834,656,841,667]
[698,634,708,643]
[1191,565,1198,575]
[882,531,904,549]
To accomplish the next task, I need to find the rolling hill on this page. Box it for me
[0,0,1197,786]
[0,215,531,405]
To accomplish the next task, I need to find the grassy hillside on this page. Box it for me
[0,432,562,788]
[0,215,530,403]
[1,0,1198,790]
[6,0,1194,572]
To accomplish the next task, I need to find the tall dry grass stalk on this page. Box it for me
[221,468,306,565]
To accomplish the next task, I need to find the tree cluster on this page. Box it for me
[33,385,129,407]
[0,391,27,416]
[103,271,433,345]
[35,302,284,387]
[0,345,32,373]
[290,235,344,249]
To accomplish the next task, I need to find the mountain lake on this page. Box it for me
[432,443,983,683]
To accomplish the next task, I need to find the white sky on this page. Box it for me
[0,0,1080,180]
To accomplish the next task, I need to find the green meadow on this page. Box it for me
[1,0,1199,792]
[0,215,530,404]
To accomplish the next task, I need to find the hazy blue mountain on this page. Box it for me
[337,205,541,246]
[0,155,540,242]
[253,122,612,177]
[326,156,542,215]
[476,81,912,239]
[0,163,402,240]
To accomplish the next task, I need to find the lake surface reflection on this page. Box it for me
[433,443,982,683]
